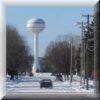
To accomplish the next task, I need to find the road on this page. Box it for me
[6,75,95,94]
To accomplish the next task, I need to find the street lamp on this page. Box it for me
[27,17,45,74]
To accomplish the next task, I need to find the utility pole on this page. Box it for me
[82,14,93,90]
[70,36,73,84]
[83,26,86,84]
[76,22,86,86]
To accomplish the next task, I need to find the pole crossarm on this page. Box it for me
[82,14,94,18]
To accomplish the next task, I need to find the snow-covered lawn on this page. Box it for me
[6,73,95,94]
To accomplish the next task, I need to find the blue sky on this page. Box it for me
[6,6,94,57]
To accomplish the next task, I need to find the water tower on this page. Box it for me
[27,17,45,74]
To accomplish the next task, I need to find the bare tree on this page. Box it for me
[7,25,33,80]
[44,35,77,80]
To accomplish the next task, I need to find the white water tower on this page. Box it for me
[27,17,45,74]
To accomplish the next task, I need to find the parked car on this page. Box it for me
[56,74,63,81]
[40,79,53,88]
[51,73,57,76]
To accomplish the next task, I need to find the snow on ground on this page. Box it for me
[6,73,95,94]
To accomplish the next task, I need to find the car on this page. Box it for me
[56,74,63,81]
[51,73,57,76]
[40,79,53,88]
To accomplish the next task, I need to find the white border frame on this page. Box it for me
[0,0,99,99]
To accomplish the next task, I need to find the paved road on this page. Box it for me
[3,93,99,100]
